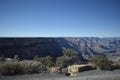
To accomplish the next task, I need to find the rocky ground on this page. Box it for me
[0,69,120,80]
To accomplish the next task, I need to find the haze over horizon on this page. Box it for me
[0,0,120,37]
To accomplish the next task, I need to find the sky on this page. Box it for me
[0,0,120,37]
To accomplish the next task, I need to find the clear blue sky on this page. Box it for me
[0,0,120,37]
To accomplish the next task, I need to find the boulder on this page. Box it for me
[5,58,13,62]
[67,64,94,76]
[50,67,60,73]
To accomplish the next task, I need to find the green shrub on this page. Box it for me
[113,64,120,69]
[91,55,112,70]
[19,60,48,74]
[0,60,49,75]
[112,59,120,69]
[0,62,24,75]
[33,55,39,61]
[56,49,82,68]
[34,56,54,67]
[0,57,5,62]
[56,56,71,68]
[62,48,77,57]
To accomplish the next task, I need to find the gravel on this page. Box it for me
[0,70,120,80]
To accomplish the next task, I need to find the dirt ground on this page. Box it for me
[0,70,120,80]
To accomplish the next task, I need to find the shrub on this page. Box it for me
[56,49,82,68]
[0,62,24,75]
[113,64,120,69]
[91,55,112,70]
[62,48,77,57]
[112,58,120,69]
[0,60,49,75]
[33,55,39,61]
[0,57,5,62]
[13,55,19,61]
[56,56,71,68]
[19,60,47,74]
[34,56,54,67]
[31,62,47,73]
